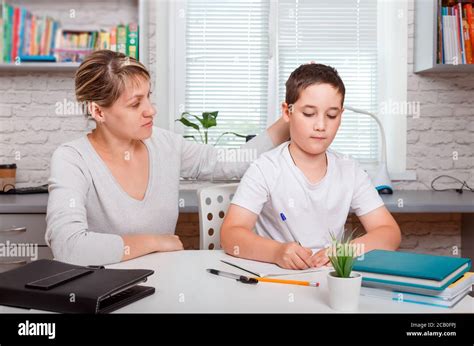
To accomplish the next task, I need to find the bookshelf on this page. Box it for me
[0,0,149,71]
[414,0,474,73]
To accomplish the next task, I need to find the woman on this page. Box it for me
[45,50,290,266]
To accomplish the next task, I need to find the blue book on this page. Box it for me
[18,55,56,62]
[353,250,471,291]
[360,286,471,308]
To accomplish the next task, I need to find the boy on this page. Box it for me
[221,63,401,270]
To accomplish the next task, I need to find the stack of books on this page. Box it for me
[438,1,474,64]
[53,24,139,62]
[0,3,139,63]
[353,250,472,308]
[0,3,60,63]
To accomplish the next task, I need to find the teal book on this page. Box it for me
[353,250,471,291]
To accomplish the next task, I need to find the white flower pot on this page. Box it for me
[327,271,362,312]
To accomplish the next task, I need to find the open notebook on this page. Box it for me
[221,255,330,277]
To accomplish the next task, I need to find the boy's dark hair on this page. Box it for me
[285,63,345,106]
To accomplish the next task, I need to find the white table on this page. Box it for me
[1,250,472,313]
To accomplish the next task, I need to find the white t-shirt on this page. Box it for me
[231,142,384,251]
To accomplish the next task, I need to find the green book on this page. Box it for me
[3,3,12,62]
[126,23,138,60]
[0,2,3,63]
[116,24,127,55]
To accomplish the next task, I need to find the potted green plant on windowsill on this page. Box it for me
[326,231,362,311]
[175,111,248,146]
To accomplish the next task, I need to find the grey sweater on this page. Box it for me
[45,127,274,266]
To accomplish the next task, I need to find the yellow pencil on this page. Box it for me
[255,277,320,287]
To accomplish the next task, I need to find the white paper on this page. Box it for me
[221,255,330,277]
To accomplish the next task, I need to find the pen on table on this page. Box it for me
[207,269,320,288]
[206,269,258,284]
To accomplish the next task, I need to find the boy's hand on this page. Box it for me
[309,247,331,268]
[273,242,313,270]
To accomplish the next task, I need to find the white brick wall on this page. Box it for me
[0,0,152,186]
[396,0,474,191]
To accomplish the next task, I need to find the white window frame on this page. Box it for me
[158,0,415,180]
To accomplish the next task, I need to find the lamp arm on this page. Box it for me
[344,105,387,164]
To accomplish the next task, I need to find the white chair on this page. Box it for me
[197,183,239,250]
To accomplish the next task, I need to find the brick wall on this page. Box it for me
[0,0,471,256]
[0,0,143,186]
[181,212,462,256]
[396,0,474,191]
[346,213,461,257]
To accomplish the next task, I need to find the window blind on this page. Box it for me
[184,0,270,147]
[278,0,379,162]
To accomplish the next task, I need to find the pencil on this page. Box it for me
[255,277,320,287]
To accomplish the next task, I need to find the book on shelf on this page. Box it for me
[1,2,139,64]
[438,0,474,65]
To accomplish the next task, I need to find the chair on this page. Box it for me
[197,183,239,250]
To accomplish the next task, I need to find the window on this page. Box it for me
[183,0,270,147]
[173,0,409,176]
[278,0,379,162]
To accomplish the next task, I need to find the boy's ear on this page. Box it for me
[88,102,106,123]
[281,102,291,122]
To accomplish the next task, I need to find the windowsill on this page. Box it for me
[179,179,240,191]
[388,170,417,181]
[178,167,418,193]
[361,164,417,182]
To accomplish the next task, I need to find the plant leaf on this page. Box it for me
[180,112,206,127]
[337,253,345,271]
[175,117,200,131]
[202,111,218,120]
[201,111,218,129]
[329,255,342,277]
[342,256,354,278]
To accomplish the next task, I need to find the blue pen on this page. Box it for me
[279,212,301,245]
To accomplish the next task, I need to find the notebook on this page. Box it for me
[353,250,471,291]
[360,286,471,308]
[221,255,330,277]
[362,272,474,299]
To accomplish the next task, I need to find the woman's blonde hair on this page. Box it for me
[75,50,150,116]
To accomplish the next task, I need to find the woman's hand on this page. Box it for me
[154,234,184,252]
[273,242,313,270]
[266,115,290,145]
[121,234,184,261]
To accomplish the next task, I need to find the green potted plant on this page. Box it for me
[175,111,247,146]
[326,230,362,311]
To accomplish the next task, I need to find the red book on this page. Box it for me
[11,7,20,61]
[465,3,474,63]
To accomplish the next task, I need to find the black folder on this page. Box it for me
[0,259,155,313]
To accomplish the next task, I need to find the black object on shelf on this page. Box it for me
[0,184,49,194]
